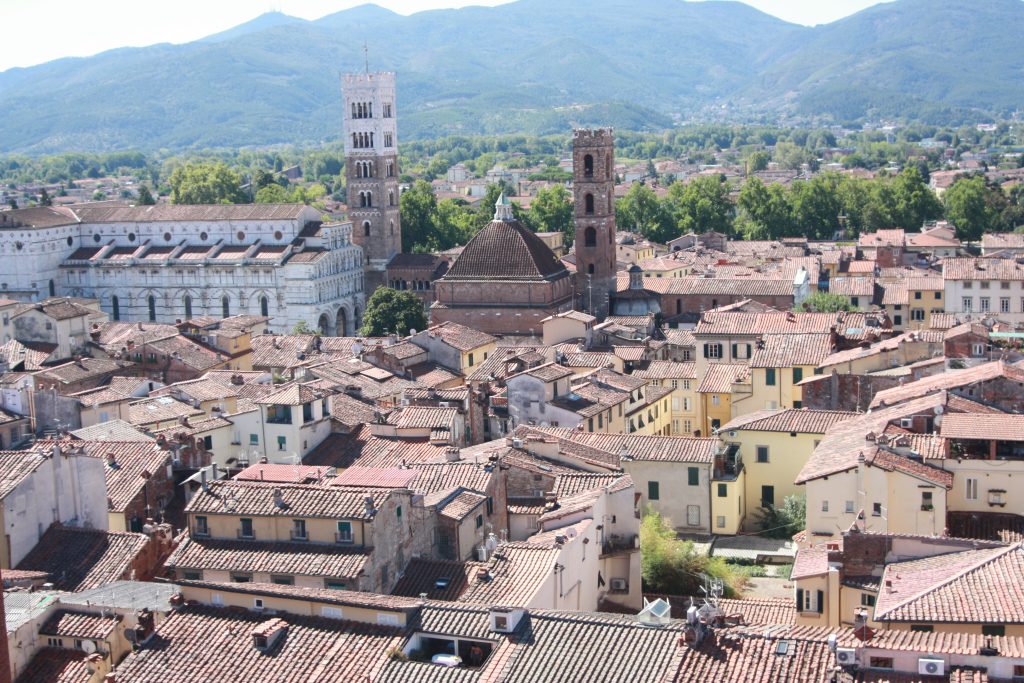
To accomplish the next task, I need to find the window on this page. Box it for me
[202,435,213,450]
[980,297,990,312]
[704,343,723,359]
[249,433,259,445]
[962,296,973,312]
[765,368,776,386]
[194,516,208,536]
[872,503,882,517]
[111,295,120,321]
[475,513,484,529]
[683,398,691,411]
[583,154,594,177]
[850,297,859,307]
[302,402,314,423]
[921,491,933,511]
[845,500,855,514]
[688,467,699,486]
[972,343,986,357]
[585,193,594,214]
[260,296,269,317]
[935,291,941,300]
[982,625,1005,637]
[239,518,254,538]
[222,296,230,318]
[911,308,925,321]
[756,446,769,463]
[716,515,726,528]
[792,367,803,384]
[966,478,978,501]
[254,599,265,610]
[182,571,201,581]
[292,519,307,540]
[231,573,252,583]
[271,575,294,585]
[860,593,876,607]
[268,404,292,424]
[1001,297,1011,313]
[964,281,973,289]
[325,579,347,590]
[761,485,774,508]
[981,281,990,289]
[337,521,353,543]
[468,352,474,366]
[821,500,828,512]
[47,637,61,648]
[584,227,597,247]
[869,657,894,670]
[717,483,727,498]
[910,624,934,632]
[711,396,720,406]
[648,481,660,500]
[148,295,157,322]
[914,291,922,300]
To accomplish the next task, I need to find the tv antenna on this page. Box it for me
[363,41,369,73]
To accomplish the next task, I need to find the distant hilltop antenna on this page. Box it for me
[363,41,369,74]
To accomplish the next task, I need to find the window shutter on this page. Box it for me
[816,590,824,614]
[703,344,710,358]
[745,344,752,358]
[731,343,738,358]
[796,588,804,611]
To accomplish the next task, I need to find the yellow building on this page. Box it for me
[906,276,945,329]
[634,361,698,435]
[719,409,857,530]
[742,333,833,412]
[697,363,747,436]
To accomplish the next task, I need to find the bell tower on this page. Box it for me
[573,128,617,319]
[342,71,402,293]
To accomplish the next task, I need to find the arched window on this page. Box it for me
[389,220,395,235]
[363,221,371,237]
[584,227,597,247]
[584,154,594,178]
[388,190,395,206]
[351,103,357,118]
[111,296,120,321]
[222,296,230,319]
[184,295,192,320]
[365,192,372,208]
[587,263,595,274]
[386,161,394,177]
[585,193,594,215]
[260,296,269,317]
[48,280,55,297]
[148,295,156,322]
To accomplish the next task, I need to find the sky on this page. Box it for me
[1,0,895,72]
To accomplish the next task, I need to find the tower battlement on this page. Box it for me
[573,128,615,147]
[343,72,396,87]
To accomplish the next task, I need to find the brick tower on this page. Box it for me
[573,128,617,319]
[342,71,402,293]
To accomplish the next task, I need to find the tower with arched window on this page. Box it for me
[573,128,617,319]
[342,71,402,293]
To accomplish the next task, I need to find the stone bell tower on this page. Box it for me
[342,71,402,293]
[573,128,617,319]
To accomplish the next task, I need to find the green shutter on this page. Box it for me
[796,588,804,611]
[793,367,804,384]
[648,481,660,500]
[731,343,738,358]
[688,467,699,486]
[766,368,776,386]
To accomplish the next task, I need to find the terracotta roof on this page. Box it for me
[150,415,233,438]
[304,428,449,469]
[166,536,372,579]
[634,361,697,380]
[864,447,953,488]
[255,382,326,406]
[40,610,119,640]
[947,511,1024,544]
[750,333,834,368]
[57,440,171,512]
[982,232,1024,250]
[12,298,101,321]
[127,396,204,426]
[14,648,94,683]
[113,605,401,683]
[828,276,876,298]
[623,277,796,297]
[442,217,569,281]
[234,463,330,484]
[331,466,419,489]
[0,451,47,499]
[438,490,487,521]
[186,480,384,520]
[791,545,831,579]
[16,526,149,591]
[146,335,223,370]
[554,472,626,497]
[459,543,562,606]
[73,203,310,223]
[327,393,379,429]
[874,544,1024,624]
[697,363,748,394]
[720,409,858,434]
[943,257,1024,280]
[34,358,132,386]
[940,412,1024,441]
[0,205,79,228]
[870,361,1024,409]
[390,558,472,601]
[694,311,840,336]
[390,406,458,429]
[417,321,497,352]
[521,426,714,465]
[70,419,154,442]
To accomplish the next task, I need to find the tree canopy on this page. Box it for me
[359,288,428,337]
[169,162,246,204]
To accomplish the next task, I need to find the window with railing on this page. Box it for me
[291,519,307,541]
[336,520,353,544]
[267,404,292,424]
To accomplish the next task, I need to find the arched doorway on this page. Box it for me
[317,313,331,335]
[336,308,348,336]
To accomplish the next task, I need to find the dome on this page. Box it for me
[443,216,569,282]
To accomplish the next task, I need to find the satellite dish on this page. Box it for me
[933,405,944,415]
[124,628,138,643]
[81,640,97,654]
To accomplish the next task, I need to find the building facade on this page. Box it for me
[342,71,402,293]
[573,128,617,320]
[0,205,364,335]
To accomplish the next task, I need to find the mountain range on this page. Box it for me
[1,0,1022,154]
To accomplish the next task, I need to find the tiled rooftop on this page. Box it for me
[16,526,149,591]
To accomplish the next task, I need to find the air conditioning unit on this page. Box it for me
[610,578,628,591]
[918,658,945,676]
[835,648,856,665]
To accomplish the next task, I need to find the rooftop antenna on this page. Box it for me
[363,41,369,74]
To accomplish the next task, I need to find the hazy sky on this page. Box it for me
[2,0,895,72]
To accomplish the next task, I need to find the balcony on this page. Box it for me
[266,414,292,425]
[601,533,639,558]
[713,443,743,481]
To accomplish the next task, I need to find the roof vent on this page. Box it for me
[363,495,376,516]
[489,607,525,633]
[272,488,287,509]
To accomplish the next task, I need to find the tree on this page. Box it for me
[801,292,854,312]
[616,182,672,241]
[359,288,428,337]
[528,185,573,244]
[168,162,246,204]
[665,175,734,238]
[640,510,745,597]
[755,494,806,539]
[255,184,291,204]
[400,180,440,252]
[944,175,1002,241]
[291,320,320,336]
[38,188,52,206]
[136,185,156,205]
[746,150,770,172]
[736,177,791,239]
[889,166,942,230]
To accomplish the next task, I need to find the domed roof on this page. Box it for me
[444,213,569,282]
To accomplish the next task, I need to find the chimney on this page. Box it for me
[231,373,244,385]
[445,446,461,463]
[363,495,376,516]
[106,452,118,469]
[272,488,286,509]
[251,619,288,652]
[137,322,144,330]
